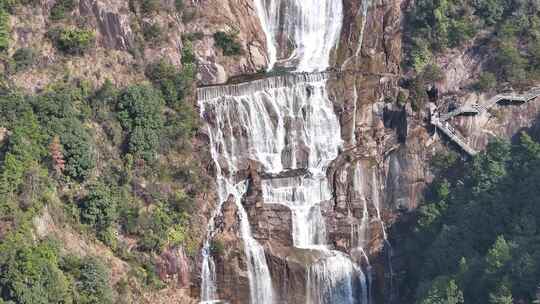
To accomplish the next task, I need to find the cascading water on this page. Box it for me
[198,0,379,302]
[254,0,343,72]
[199,91,275,303]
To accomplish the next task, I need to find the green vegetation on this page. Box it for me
[399,134,540,304]
[0,7,9,52]
[12,47,37,72]
[140,0,160,15]
[213,31,242,56]
[49,27,95,55]
[0,72,203,301]
[476,72,497,91]
[406,0,540,86]
[175,0,184,12]
[49,0,76,20]
[0,231,113,304]
[61,255,113,304]
[79,182,118,240]
[117,84,164,161]
[145,58,194,108]
[142,23,164,46]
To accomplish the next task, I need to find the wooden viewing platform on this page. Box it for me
[432,87,540,155]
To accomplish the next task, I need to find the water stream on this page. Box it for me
[198,0,377,303]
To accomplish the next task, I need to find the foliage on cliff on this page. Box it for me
[0,43,204,304]
[0,0,212,300]
[399,134,540,304]
[405,0,540,86]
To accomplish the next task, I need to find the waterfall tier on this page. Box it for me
[197,72,329,101]
[200,74,341,175]
[254,0,343,72]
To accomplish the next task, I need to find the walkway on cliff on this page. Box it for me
[431,87,540,156]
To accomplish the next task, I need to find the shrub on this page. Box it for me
[476,72,497,91]
[77,257,113,304]
[210,239,224,256]
[61,255,113,304]
[0,111,47,198]
[213,31,242,56]
[0,238,72,304]
[117,85,164,160]
[140,0,160,15]
[60,119,96,181]
[79,182,118,233]
[12,47,36,72]
[182,32,204,42]
[145,59,193,107]
[142,23,164,45]
[138,203,174,252]
[175,0,184,11]
[50,27,95,55]
[0,8,9,52]
[421,64,444,83]
[49,0,76,20]
[181,40,196,65]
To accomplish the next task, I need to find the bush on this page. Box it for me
[0,111,47,198]
[175,0,184,11]
[12,47,36,72]
[60,119,96,181]
[181,40,196,65]
[117,85,164,160]
[142,22,163,45]
[476,72,497,91]
[49,27,95,55]
[140,0,160,15]
[145,59,193,107]
[61,255,113,304]
[210,239,224,256]
[79,182,118,233]
[138,203,174,252]
[49,0,76,20]
[0,238,72,304]
[421,64,444,83]
[182,32,204,42]
[213,31,242,56]
[0,8,9,52]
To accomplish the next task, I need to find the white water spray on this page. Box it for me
[254,0,343,72]
[199,94,275,304]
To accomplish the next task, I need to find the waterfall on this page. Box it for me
[198,0,380,302]
[254,0,343,72]
[371,170,387,240]
[199,99,274,303]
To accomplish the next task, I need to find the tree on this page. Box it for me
[78,183,117,234]
[485,236,512,274]
[418,277,464,304]
[76,257,113,304]
[476,72,497,91]
[473,0,505,25]
[489,279,513,304]
[0,239,72,304]
[145,59,190,108]
[0,8,9,52]
[117,85,164,161]
[60,119,95,181]
[213,31,242,56]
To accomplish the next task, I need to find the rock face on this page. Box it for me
[185,0,268,84]
[79,0,134,50]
